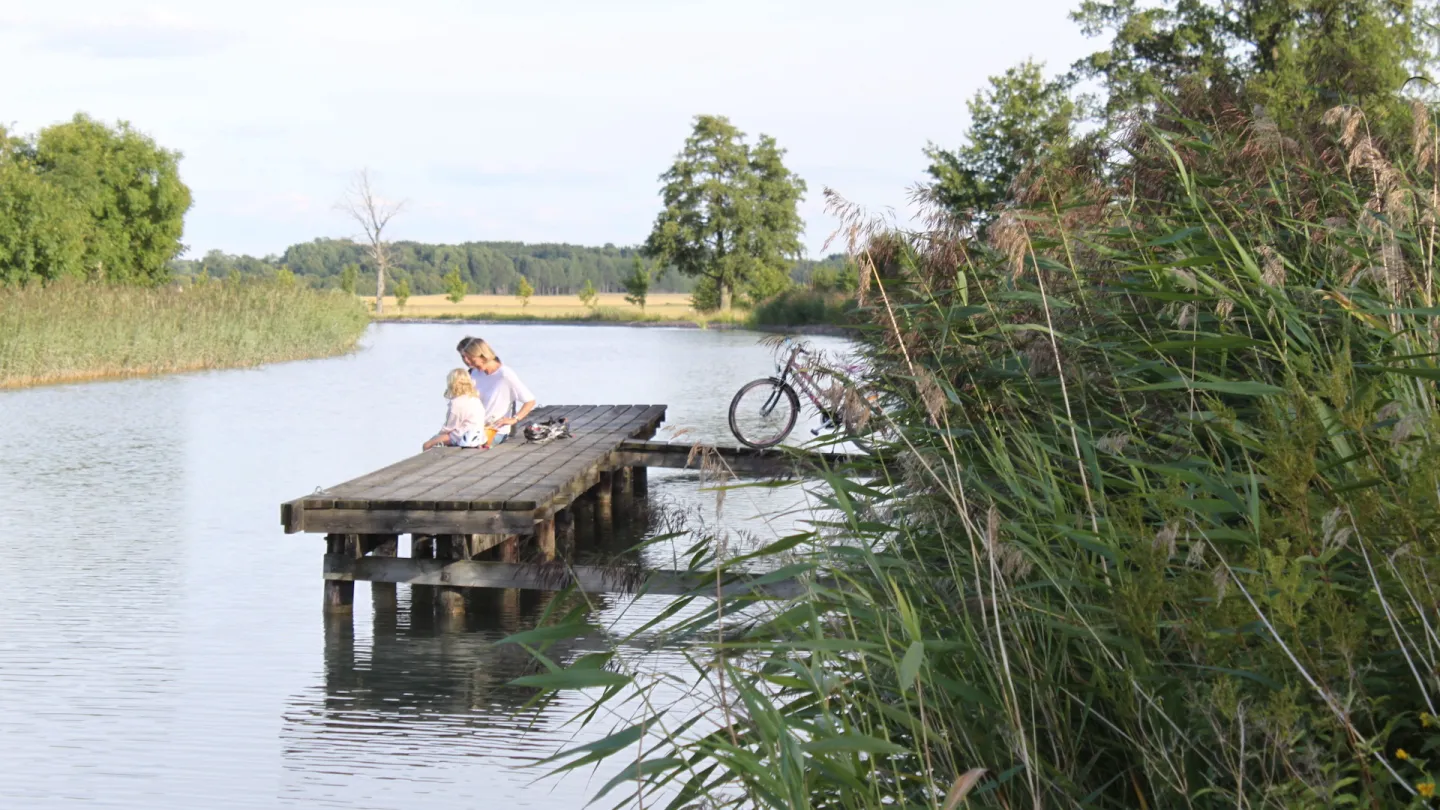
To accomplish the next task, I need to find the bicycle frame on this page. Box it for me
[762,345,844,422]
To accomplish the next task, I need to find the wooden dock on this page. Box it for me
[282,404,860,614]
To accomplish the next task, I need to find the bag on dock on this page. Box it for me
[523,417,571,445]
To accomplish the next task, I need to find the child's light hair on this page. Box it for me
[445,369,479,399]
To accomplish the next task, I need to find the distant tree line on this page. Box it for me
[0,114,191,286]
[171,238,851,298]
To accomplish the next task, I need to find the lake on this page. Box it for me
[0,323,850,809]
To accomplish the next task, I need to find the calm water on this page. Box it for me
[0,323,849,809]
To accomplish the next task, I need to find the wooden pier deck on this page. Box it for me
[282,404,667,537]
[282,403,863,614]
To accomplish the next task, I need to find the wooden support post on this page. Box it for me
[556,508,576,557]
[613,467,633,523]
[434,534,466,616]
[596,471,614,536]
[572,495,595,546]
[410,534,435,613]
[323,533,354,613]
[370,535,398,612]
[496,534,520,563]
[536,518,556,561]
[632,465,648,498]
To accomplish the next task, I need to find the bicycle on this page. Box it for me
[727,339,886,451]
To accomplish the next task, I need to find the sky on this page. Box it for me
[0,0,1095,260]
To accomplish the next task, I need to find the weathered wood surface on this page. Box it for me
[611,440,862,476]
[322,555,821,599]
[282,405,666,534]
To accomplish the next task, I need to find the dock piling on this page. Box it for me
[323,533,355,613]
[596,471,614,535]
[536,518,556,561]
[370,534,399,611]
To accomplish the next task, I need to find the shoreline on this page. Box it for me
[370,316,858,337]
[0,347,361,391]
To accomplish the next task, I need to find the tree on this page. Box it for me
[622,256,651,310]
[394,278,411,309]
[31,114,191,284]
[1070,0,1438,124]
[924,61,1075,221]
[0,130,88,285]
[577,278,598,309]
[516,274,534,309]
[339,262,359,294]
[642,115,806,312]
[275,265,297,288]
[337,168,403,315]
[443,264,467,303]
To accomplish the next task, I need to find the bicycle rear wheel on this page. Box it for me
[729,378,800,449]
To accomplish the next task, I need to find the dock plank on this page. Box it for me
[282,404,669,534]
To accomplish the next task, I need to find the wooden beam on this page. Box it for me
[295,508,536,535]
[322,555,822,599]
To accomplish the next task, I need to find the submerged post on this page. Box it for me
[370,535,399,611]
[596,471,614,535]
[410,534,435,612]
[555,508,576,557]
[323,533,355,613]
[434,534,466,615]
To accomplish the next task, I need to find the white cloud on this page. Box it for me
[6,8,240,59]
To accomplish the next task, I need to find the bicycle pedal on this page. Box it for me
[810,426,822,436]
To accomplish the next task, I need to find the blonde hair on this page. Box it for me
[445,368,479,399]
[457,336,499,365]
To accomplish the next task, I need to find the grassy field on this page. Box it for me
[0,279,370,389]
[373,292,705,321]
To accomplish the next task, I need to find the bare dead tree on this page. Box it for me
[336,168,404,314]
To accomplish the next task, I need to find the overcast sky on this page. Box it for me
[0,1,1094,259]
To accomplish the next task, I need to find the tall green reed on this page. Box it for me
[0,276,369,387]
[506,102,1440,808]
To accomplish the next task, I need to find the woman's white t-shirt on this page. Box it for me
[469,365,535,435]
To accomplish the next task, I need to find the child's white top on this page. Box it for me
[441,395,487,435]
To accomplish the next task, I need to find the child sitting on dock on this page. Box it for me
[422,369,496,450]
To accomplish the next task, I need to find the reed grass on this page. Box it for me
[504,101,1440,808]
[749,289,859,327]
[0,278,369,388]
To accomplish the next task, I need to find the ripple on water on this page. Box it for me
[0,324,852,809]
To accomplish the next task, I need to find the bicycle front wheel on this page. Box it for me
[729,378,800,449]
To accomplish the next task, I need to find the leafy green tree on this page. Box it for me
[33,114,191,284]
[339,262,359,294]
[443,264,467,303]
[275,265,297,288]
[1070,0,1438,123]
[578,278,598,309]
[924,60,1075,221]
[516,274,534,309]
[622,256,651,310]
[642,115,806,312]
[810,262,858,293]
[0,130,88,285]
[394,278,411,309]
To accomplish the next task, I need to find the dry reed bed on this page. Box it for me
[0,280,369,389]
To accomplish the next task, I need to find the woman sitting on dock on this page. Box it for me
[422,369,492,450]
[457,337,537,446]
